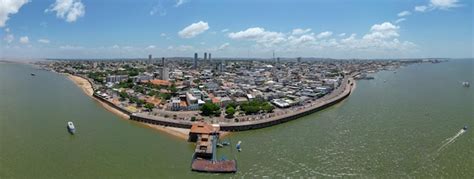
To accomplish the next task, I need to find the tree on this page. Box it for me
[262,102,275,113]
[144,103,154,111]
[191,116,196,121]
[200,102,221,116]
[225,106,236,118]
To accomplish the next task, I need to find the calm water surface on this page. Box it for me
[1,60,473,178]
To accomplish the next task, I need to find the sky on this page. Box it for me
[0,0,473,59]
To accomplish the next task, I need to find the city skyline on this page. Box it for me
[1,0,473,59]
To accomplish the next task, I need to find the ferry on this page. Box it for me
[67,121,76,134]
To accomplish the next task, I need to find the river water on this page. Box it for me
[1,59,473,178]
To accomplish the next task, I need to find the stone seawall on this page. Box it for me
[219,84,352,131]
[85,73,354,132]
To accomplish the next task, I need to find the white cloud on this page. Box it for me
[291,28,311,35]
[175,0,187,7]
[430,0,460,9]
[59,45,83,49]
[415,5,428,12]
[0,0,29,27]
[111,44,120,49]
[363,22,399,40]
[338,33,346,37]
[19,36,28,44]
[228,27,286,47]
[397,11,411,17]
[316,31,333,39]
[38,39,50,44]
[415,0,460,13]
[221,28,229,33]
[4,34,14,43]
[395,18,406,24]
[218,42,230,50]
[288,34,316,46]
[178,21,209,38]
[46,0,85,22]
[145,45,156,49]
[160,33,166,37]
[5,28,10,33]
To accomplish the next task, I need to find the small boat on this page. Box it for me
[236,141,242,152]
[221,141,230,146]
[463,126,468,131]
[217,143,224,148]
[462,81,470,87]
[67,121,76,134]
[30,73,36,76]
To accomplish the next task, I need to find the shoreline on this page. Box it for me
[66,73,353,138]
[65,74,191,140]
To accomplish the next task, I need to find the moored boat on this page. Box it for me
[463,125,468,131]
[67,121,76,134]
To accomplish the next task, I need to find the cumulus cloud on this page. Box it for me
[397,11,411,17]
[19,36,28,44]
[0,0,29,27]
[46,0,85,22]
[38,39,50,44]
[178,21,209,38]
[291,28,311,35]
[228,27,286,47]
[338,33,346,37]
[221,28,229,33]
[363,22,399,40]
[316,31,333,39]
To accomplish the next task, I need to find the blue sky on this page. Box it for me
[1,0,472,59]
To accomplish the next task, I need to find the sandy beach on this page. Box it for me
[66,74,191,140]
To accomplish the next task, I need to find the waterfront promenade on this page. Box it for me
[67,73,354,134]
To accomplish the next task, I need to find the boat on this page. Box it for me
[216,143,224,148]
[462,81,470,87]
[221,141,230,146]
[67,121,76,134]
[30,73,36,76]
[236,141,242,152]
[463,126,468,131]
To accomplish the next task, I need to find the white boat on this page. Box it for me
[236,141,242,152]
[462,81,470,87]
[67,121,76,134]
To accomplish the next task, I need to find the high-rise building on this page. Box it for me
[209,53,212,61]
[148,54,152,64]
[297,57,302,63]
[159,67,169,80]
[161,57,165,67]
[204,52,207,60]
[193,53,198,69]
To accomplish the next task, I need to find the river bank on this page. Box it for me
[65,74,191,140]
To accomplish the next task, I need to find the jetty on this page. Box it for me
[188,123,237,173]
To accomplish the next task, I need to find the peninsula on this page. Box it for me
[36,56,435,139]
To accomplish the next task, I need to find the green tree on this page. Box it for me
[225,106,236,118]
[262,102,275,113]
[200,102,221,116]
[144,103,154,111]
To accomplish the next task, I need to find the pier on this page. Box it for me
[188,123,237,173]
